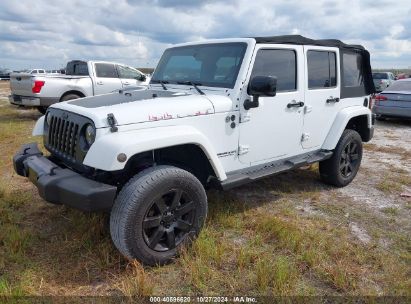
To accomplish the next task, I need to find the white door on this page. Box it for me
[302,46,340,149]
[93,63,123,95]
[117,65,147,88]
[239,45,305,165]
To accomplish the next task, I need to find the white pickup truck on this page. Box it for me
[9,60,150,113]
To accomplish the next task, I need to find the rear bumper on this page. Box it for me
[373,105,411,119]
[9,94,59,107]
[13,143,117,212]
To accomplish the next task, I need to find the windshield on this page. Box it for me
[373,73,388,79]
[151,43,247,89]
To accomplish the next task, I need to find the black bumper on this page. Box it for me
[13,143,117,212]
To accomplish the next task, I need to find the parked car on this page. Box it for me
[396,73,410,80]
[372,72,395,92]
[46,70,63,74]
[13,35,375,265]
[373,78,411,120]
[9,60,150,113]
[27,69,47,74]
[0,69,11,80]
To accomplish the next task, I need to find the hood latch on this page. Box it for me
[107,113,118,132]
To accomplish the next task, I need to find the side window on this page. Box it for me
[307,51,337,89]
[342,52,364,87]
[251,49,296,92]
[117,65,142,79]
[95,63,118,78]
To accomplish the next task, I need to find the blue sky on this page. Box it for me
[0,0,410,70]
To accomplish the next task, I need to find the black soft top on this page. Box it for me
[254,35,365,51]
[253,35,375,97]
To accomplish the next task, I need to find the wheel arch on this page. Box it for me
[59,90,85,101]
[322,106,372,150]
[83,125,227,182]
[122,144,217,186]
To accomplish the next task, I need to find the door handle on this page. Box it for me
[326,96,340,103]
[287,100,305,108]
[96,81,103,85]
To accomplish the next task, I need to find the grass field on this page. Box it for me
[0,81,410,296]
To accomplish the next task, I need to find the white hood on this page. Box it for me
[51,89,226,128]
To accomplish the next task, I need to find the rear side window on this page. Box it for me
[66,62,89,76]
[372,73,388,80]
[95,63,118,78]
[251,49,296,92]
[343,52,364,87]
[307,51,337,89]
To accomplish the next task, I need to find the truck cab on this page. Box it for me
[14,35,375,265]
[9,60,150,114]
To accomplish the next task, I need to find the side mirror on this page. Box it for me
[137,74,147,82]
[244,76,277,110]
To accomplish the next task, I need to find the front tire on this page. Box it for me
[319,129,363,187]
[110,165,207,266]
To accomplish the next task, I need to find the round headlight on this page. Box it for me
[85,124,96,146]
[45,112,52,125]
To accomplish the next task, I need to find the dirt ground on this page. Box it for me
[0,80,410,296]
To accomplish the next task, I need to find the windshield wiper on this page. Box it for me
[151,79,168,90]
[177,81,205,95]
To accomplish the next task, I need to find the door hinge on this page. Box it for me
[301,133,310,142]
[238,145,250,155]
[240,112,251,123]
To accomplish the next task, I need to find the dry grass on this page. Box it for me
[364,143,411,160]
[0,86,410,297]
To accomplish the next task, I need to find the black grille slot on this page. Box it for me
[47,114,80,159]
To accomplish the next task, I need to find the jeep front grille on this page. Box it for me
[44,108,94,167]
[48,116,79,158]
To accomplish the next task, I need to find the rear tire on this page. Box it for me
[110,165,207,266]
[319,129,363,187]
[60,93,81,102]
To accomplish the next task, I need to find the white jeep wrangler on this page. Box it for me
[13,35,375,265]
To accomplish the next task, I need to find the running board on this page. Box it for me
[220,150,332,190]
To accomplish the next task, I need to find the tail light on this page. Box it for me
[32,80,45,93]
[368,95,374,109]
[374,94,387,105]
[375,95,387,101]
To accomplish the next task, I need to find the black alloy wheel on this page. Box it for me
[319,129,363,187]
[340,141,360,178]
[143,189,196,251]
